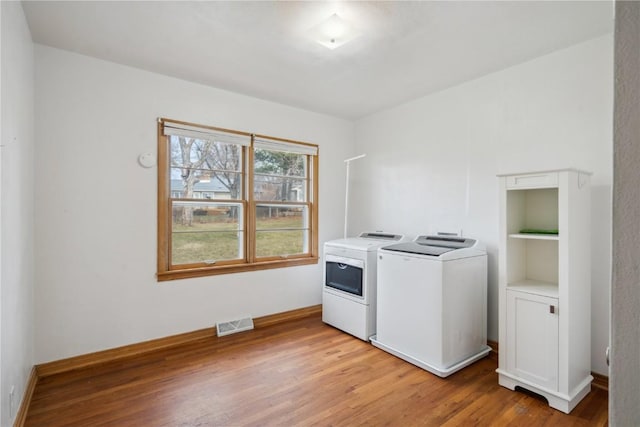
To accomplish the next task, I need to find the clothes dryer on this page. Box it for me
[323,232,405,341]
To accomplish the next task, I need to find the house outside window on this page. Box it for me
[157,118,319,280]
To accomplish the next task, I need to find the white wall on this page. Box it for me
[34,45,354,363]
[352,35,613,375]
[611,1,640,424]
[1,2,36,425]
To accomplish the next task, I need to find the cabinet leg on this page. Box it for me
[547,394,571,414]
[498,371,593,414]
[498,373,517,391]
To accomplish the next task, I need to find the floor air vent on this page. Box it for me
[216,317,254,337]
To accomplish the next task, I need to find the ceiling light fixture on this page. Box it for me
[308,13,361,50]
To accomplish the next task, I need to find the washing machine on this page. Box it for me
[323,232,406,341]
[371,235,490,377]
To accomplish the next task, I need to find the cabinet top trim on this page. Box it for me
[496,168,592,177]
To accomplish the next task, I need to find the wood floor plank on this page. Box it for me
[25,314,608,426]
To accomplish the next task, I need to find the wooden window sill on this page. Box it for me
[157,257,319,281]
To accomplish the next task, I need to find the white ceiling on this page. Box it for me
[22,1,614,120]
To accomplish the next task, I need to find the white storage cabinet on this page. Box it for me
[496,169,592,413]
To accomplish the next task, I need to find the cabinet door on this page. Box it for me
[506,290,559,391]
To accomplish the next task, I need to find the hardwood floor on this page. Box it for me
[25,314,608,426]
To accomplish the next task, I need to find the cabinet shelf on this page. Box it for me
[507,280,558,298]
[509,233,559,241]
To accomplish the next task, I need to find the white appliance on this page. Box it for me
[371,235,490,377]
[323,232,406,341]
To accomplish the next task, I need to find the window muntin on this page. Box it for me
[169,133,243,200]
[171,201,244,265]
[252,144,311,260]
[255,204,309,258]
[158,119,318,280]
[170,168,242,200]
[168,133,245,267]
[253,148,307,202]
[254,176,307,202]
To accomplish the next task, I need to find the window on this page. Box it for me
[157,118,319,280]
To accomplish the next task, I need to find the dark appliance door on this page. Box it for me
[325,260,364,297]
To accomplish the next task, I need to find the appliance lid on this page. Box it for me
[380,235,477,257]
[414,235,476,249]
[324,232,406,251]
[358,232,404,241]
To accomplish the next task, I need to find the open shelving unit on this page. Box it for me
[496,169,592,414]
[505,185,559,298]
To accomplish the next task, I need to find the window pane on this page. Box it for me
[254,149,306,177]
[170,135,241,171]
[255,204,308,257]
[171,201,243,264]
[254,175,306,201]
[256,205,307,230]
[256,230,308,257]
[171,168,242,200]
